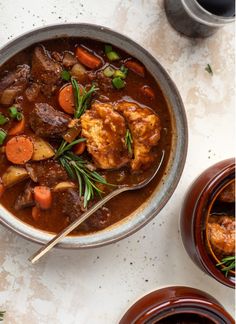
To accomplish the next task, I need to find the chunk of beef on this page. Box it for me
[218,180,235,203]
[62,52,77,68]
[116,101,161,171]
[86,207,111,230]
[51,51,63,62]
[208,215,235,256]
[53,188,83,222]
[26,160,68,187]
[81,102,130,169]
[87,71,112,92]
[31,46,62,96]
[0,65,30,105]
[29,103,71,138]
[25,83,41,102]
[14,181,35,211]
[53,188,112,231]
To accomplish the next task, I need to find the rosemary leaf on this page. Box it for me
[59,153,113,207]
[216,255,235,277]
[0,311,5,321]
[75,168,83,196]
[55,138,86,158]
[125,129,133,155]
[71,78,98,119]
[205,64,213,75]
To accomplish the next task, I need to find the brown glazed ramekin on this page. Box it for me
[180,158,235,288]
[120,286,234,323]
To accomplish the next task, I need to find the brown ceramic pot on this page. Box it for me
[120,286,234,323]
[180,158,235,288]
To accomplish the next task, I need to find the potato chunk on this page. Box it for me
[32,137,55,161]
[2,166,28,188]
[53,181,76,191]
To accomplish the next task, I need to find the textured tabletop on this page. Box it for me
[0,1,235,323]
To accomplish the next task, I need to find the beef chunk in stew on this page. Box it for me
[25,82,41,102]
[62,51,78,68]
[0,64,30,105]
[51,51,63,62]
[26,160,69,187]
[53,188,83,222]
[29,103,71,138]
[53,188,111,231]
[86,206,111,230]
[31,46,62,96]
[116,101,161,171]
[81,102,130,169]
[14,181,35,211]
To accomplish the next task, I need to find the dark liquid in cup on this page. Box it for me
[197,0,235,17]
[158,313,214,323]
[164,0,235,38]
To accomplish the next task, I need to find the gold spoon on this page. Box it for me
[29,151,165,264]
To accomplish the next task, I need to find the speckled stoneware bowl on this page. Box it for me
[0,24,188,248]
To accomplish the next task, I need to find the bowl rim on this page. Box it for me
[0,23,188,248]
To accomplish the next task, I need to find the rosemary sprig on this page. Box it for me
[59,152,112,208]
[55,138,86,159]
[125,129,133,155]
[205,64,213,75]
[0,311,5,321]
[71,78,98,119]
[216,255,235,277]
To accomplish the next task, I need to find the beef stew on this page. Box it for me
[0,38,172,234]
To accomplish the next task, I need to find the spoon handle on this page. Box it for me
[29,186,127,264]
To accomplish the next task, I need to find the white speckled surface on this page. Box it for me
[0,1,235,323]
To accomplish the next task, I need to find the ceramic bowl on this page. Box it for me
[180,158,235,288]
[120,286,234,323]
[0,24,188,248]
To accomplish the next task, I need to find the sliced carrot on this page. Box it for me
[124,60,145,77]
[8,117,26,135]
[34,186,52,210]
[32,206,41,221]
[58,84,75,115]
[63,125,81,143]
[58,84,84,115]
[5,135,34,165]
[75,46,102,69]
[0,183,4,198]
[140,85,155,100]
[73,141,86,155]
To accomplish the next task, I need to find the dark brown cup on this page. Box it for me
[120,286,234,323]
[180,158,235,288]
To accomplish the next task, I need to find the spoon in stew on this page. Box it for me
[29,150,165,264]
